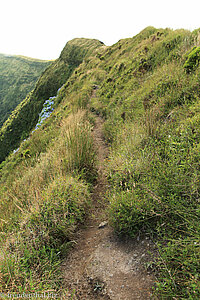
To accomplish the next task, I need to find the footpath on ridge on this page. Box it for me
[62,112,155,299]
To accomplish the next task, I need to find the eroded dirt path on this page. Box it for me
[62,116,155,299]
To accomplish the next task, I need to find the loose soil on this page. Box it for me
[62,115,155,299]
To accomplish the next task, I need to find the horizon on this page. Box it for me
[1,0,200,60]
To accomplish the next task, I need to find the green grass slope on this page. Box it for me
[0,54,50,127]
[0,39,103,163]
[0,27,199,298]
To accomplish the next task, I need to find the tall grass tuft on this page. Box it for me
[65,118,97,182]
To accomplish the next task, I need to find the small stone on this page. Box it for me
[98,221,108,229]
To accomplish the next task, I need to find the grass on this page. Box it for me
[0,39,103,163]
[0,175,90,293]
[0,26,199,298]
[0,109,97,293]
[107,118,200,298]
[86,27,199,298]
[0,54,50,128]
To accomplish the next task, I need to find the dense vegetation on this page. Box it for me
[0,27,199,298]
[0,39,103,163]
[0,54,50,127]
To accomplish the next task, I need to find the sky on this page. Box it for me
[0,0,200,60]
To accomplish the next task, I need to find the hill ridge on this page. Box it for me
[0,38,104,163]
[0,27,199,299]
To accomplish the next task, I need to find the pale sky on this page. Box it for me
[0,0,200,60]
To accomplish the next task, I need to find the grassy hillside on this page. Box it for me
[0,39,103,163]
[0,54,50,127]
[0,27,199,298]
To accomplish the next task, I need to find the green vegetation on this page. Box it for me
[0,54,50,127]
[0,176,90,292]
[0,27,199,298]
[184,46,200,73]
[0,110,96,293]
[0,39,103,163]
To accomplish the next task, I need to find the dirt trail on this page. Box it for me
[62,115,155,299]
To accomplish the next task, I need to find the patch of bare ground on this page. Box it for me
[62,114,155,299]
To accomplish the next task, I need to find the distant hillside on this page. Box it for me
[0,54,50,127]
[0,39,104,162]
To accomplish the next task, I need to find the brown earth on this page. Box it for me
[62,115,156,299]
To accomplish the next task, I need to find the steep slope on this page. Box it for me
[0,27,199,299]
[0,54,50,127]
[0,39,103,162]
